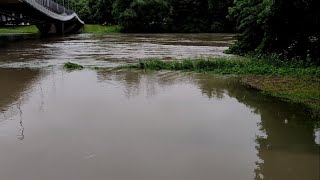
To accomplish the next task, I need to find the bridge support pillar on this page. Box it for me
[61,22,65,35]
[35,22,82,35]
[36,23,53,35]
[55,22,65,35]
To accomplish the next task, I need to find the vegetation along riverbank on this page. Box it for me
[0,26,38,34]
[83,25,121,33]
[0,25,120,34]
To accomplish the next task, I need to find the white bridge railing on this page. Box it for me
[22,0,84,24]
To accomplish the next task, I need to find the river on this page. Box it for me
[0,33,319,180]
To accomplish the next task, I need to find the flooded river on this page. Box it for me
[0,33,234,68]
[0,34,319,180]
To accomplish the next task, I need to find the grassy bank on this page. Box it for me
[241,76,320,116]
[0,25,120,34]
[0,25,38,34]
[124,58,320,77]
[83,25,121,33]
[122,57,320,115]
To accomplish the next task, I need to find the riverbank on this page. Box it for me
[241,76,320,116]
[117,57,320,116]
[83,25,121,33]
[0,25,38,34]
[0,25,120,34]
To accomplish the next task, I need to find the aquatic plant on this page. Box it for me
[125,58,320,77]
[63,62,84,70]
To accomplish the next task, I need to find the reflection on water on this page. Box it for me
[0,33,235,68]
[0,34,39,48]
[0,69,318,180]
[0,69,41,119]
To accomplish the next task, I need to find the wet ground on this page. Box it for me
[0,33,319,180]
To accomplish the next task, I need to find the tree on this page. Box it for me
[113,0,234,33]
[88,0,115,24]
[169,0,209,32]
[112,0,133,23]
[69,0,92,23]
[228,0,320,64]
[208,0,234,32]
[119,0,170,32]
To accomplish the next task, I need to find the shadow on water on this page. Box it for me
[97,70,319,180]
[0,69,41,113]
[0,33,40,48]
[192,73,320,180]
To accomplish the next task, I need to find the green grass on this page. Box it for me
[63,62,83,70]
[123,57,320,77]
[241,76,320,116]
[83,24,121,33]
[0,25,38,34]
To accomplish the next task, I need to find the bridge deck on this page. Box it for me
[0,0,84,34]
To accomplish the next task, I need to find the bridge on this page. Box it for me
[0,0,84,34]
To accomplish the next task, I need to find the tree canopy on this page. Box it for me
[228,0,319,64]
[70,0,234,33]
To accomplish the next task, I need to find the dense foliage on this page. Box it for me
[228,0,320,65]
[114,0,234,32]
[68,0,115,24]
[68,0,233,33]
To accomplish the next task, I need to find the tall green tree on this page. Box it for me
[88,0,115,24]
[208,0,233,32]
[112,0,133,22]
[228,0,320,64]
[169,0,209,32]
[69,0,92,23]
[119,0,170,32]
[227,0,271,55]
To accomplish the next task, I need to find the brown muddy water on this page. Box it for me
[0,34,319,180]
[0,33,234,68]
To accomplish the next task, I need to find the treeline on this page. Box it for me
[70,0,234,33]
[67,0,115,25]
[70,0,319,65]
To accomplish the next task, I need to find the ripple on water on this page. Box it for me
[0,33,235,69]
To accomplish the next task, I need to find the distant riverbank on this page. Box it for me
[0,26,39,34]
[0,25,120,47]
[83,25,121,33]
[0,25,121,34]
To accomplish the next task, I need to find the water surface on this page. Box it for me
[0,33,234,68]
[0,69,319,180]
[0,33,319,180]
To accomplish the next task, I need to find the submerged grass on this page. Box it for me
[63,62,83,70]
[124,57,320,77]
[0,26,38,34]
[122,57,320,115]
[83,25,121,33]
